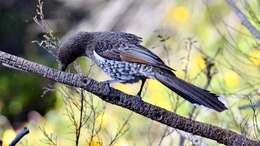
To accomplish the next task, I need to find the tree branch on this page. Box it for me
[226,0,260,40]
[0,50,259,146]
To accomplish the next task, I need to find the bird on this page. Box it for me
[58,31,227,112]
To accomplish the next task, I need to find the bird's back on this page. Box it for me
[90,32,173,71]
[90,32,142,45]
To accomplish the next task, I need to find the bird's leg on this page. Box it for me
[136,78,146,101]
[101,79,125,87]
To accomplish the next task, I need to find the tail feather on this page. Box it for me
[154,71,227,112]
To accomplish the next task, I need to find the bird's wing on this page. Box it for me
[95,43,175,71]
[119,32,143,44]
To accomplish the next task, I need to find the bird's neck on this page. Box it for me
[59,32,95,68]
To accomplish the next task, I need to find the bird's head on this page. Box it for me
[58,32,94,71]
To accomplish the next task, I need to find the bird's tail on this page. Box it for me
[154,70,227,112]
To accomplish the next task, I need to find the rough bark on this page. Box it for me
[0,50,259,146]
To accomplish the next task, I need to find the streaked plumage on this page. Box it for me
[93,50,154,83]
[58,31,227,112]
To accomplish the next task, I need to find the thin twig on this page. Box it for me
[9,127,29,146]
[75,89,85,146]
[179,37,197,146]
[39,126,57,146]
[33,0,59,58]
[226,0,260,40]
[108,113,132,146]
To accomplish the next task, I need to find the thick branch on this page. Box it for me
[226,0,260,40]
[0,51,259,146]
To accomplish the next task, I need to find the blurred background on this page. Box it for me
[0,0,259,145]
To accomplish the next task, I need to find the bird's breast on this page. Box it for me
[93,50,155,82]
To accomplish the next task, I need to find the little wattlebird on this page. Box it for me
[58,31,227,112]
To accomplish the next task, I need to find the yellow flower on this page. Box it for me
[224,70,240,88]
[89,136,102,146]
[164,6,189,24]
[95,112,109,128]
[189,53,206,77]
[249,49,260,65]
[194,54,206,70]
[2,129,16,146]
